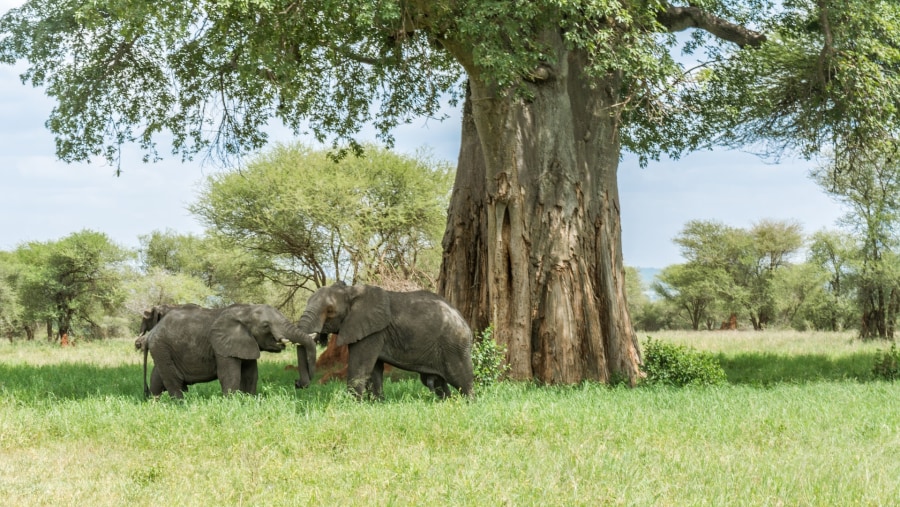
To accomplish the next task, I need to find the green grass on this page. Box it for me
[649,329,889,384]
[1,335,899,506]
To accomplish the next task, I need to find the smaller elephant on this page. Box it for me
[135,303,202,397]
[297,282,474,400]
[143,303,317,399]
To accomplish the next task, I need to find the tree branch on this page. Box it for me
[657,4,767,48]
[328,41,392,66]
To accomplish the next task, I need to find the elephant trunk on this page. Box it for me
[298,307,329,348]
[286,321,317,388]
[297,308,324,335]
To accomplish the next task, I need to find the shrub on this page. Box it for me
[872,343,900,381]
[640,337,727,387]
[472,325,510,387]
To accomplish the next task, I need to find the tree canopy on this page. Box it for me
[190,143,452,300]
[813,142,900,338]
[13,230,130,339]
[4,1,895,167]
[657,219,804,330]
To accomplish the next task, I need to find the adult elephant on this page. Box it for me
[298,282,474,399]
[143,304,317,399]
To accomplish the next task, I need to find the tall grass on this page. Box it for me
[1,336,898,506]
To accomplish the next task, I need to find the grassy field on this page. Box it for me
[1,331,898,506]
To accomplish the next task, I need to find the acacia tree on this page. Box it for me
[806,230,856,332]
[16,231,129,340]
[139,225,281,306]
[813,142,900,338]
[2,1,899,382]
[672,219,803,330]
[190,143,452,302]
[138,230,210,278]
[0,252,26,340]
[652,263,728,330]
[743,220,805,329]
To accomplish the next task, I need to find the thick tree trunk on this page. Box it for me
[439,39,642,385]
[439,83,491,334]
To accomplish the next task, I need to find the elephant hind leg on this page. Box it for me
[150,350,188,399]
[149,366,166,398]
[165,378,187,399]
[445,370,475,398]
[420,374,452,399]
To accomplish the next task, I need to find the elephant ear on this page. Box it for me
[209,307,261,360]
[335,285,391,346]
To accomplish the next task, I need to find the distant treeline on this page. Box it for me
[0,144,452,342]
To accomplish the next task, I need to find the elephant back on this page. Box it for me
[151,306,218,346]
[388,290,473,348]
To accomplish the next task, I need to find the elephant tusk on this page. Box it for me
[280,338,292,346]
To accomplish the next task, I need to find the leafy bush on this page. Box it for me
[640,337,727,387]
[472,325,510,387]
[872,343,900,381]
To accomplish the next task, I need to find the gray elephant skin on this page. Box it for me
[134,303,201,395]
[298,282,474,399]
[138,303,200,337]
[142,304,317,399]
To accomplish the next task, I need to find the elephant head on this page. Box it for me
[209,304,317,387]
[297,282,391,346]
[138,307,162,337]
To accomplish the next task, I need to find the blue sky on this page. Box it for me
[0,3,846,268]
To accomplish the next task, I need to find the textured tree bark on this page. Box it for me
[439,36,643,384]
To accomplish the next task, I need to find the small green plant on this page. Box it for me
[872,343,900,381]
[472,325,510,387]
[641,337,727,387]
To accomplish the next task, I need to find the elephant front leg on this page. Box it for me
[295,345,312,389]
[216,355,244,395]
[346,336,384,400]
[367,361,385,401]
[240,360,259,395]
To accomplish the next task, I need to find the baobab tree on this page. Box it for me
[2,1,898,383]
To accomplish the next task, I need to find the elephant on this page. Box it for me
[134,303,202,396]
[142,303,317,399]
[134,303,201,351]
[297,282,474,400]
